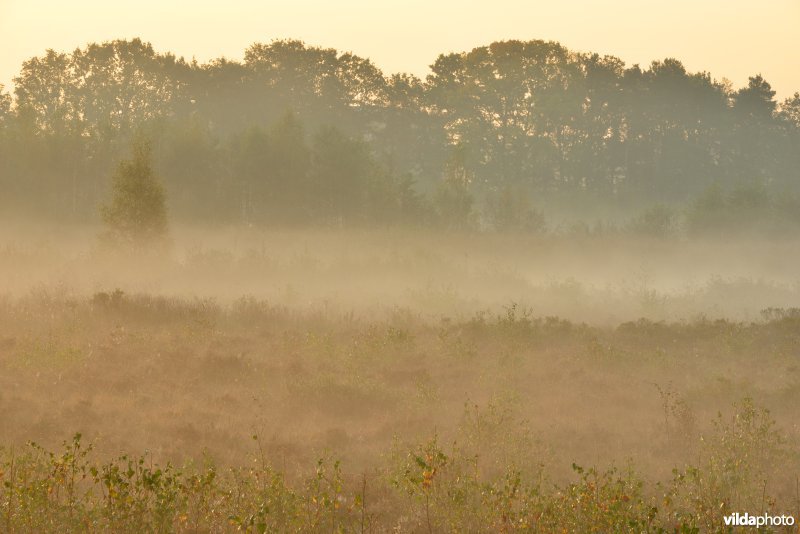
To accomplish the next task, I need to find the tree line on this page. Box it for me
[0,38,798,231]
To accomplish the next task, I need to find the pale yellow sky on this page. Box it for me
[2,0,799,99]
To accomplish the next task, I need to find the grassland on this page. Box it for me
[1,228,800,532]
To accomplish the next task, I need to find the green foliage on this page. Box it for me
[309,125,374,225]
[231,116,432,227]
[3,37,800,229]
[100,139,169,249]
[1,287,800,532]
[538,464,656,533]
[660,398,788,532]
[484,185,547,233]
[627,204,678,238]
[0,401,787,534]
[687,182,800,237]
[234,112,312,223]
[434,145,476,230]
[0,85,11,125]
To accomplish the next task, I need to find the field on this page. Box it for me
[2,227,800,532]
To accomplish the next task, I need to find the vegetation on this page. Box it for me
[1,32,799,533]
[0,39,798,232]
[100,139,169,249]
[0,398,790,533]
[1,287,799,532]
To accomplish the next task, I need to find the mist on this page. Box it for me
[1,36,800,532]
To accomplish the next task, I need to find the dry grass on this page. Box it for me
[1,228,800,531]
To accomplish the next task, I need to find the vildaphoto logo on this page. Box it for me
[723,512,795,527]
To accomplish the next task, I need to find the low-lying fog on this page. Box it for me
[2,223,799,323]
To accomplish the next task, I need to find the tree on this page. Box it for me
[627,204,677,238]
[233,112,311,223]
[734,75,777,119]
[100,139,169,249]
[779,93,800,127]
[434,144,475,230]
[308,125,373,225]
[3,37,800,226]
[266,112,312,221]
[731,75,780,182]
[13,50,76,135]
[484,184,546,233]
[0,84,11,124]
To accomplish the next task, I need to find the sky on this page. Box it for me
[2,0,799,99]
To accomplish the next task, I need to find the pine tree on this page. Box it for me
[100,139,169,249]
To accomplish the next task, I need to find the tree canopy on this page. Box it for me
[0,38,798,231]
